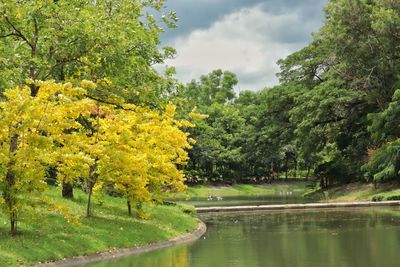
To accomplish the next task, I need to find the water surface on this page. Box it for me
[86,207,400,267]
[180,194,312,207]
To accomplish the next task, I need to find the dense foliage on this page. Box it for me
[0,81,194,234]
[0,0,178,104]
[180,0,400,186]
[0,0,191,235]
[1,0,400,237]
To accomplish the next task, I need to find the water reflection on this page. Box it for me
[86,246,189,267]
[180,194,311,207]
[86,208,400,267]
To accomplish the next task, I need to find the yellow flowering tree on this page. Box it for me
[0,81,87,235]
[0,79,197,231]
[112,104,194,216]
[57,81,195,217]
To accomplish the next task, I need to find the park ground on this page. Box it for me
[177,181,400,203]
[0,187,198,267]
[305,181,400,202]
[2,181,400,266]
[174,181,313,199]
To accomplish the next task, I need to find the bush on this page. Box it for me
[178,203,196,216]
[371,195,384,202]
[184,169,208,184]
[303,190,323,200]
[162,201,177,206]
[386,195,400,201]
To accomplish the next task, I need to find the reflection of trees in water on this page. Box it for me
[196,208,400,267]
[87,245,189,267]
[203,209,400,238]
[91,208,400,267]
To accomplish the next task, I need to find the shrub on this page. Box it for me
[178,204,196,216]
[371,195,384,202]
[386,195,400,201]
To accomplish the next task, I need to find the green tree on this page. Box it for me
[184,70,237,106]
[179,70,247,182]
[0,0,177,102]
[363,89,400,182]
[0,0,179,197]
[274,0,400,186]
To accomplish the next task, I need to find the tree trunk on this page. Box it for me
[306,165,311,181]
[29,83,39,97]
[86,162,98,217]
[207,162,213,177]
[320,177,325,189]
[276,160,280,180]
[285,158,289,181]
[62,181,74,198]
[294,159,297,178]
[9,208,17,236]
[4,134,18,235]
[127,200,132,216]
[86,184,93,217]
[5,167,17,235]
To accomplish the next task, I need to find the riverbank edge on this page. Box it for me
[196,201,400,213]
[33,220,207,267]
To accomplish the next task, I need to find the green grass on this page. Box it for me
[172,182,313,199]
[0,187,198,267]
[304,182,400,202]
[370,188,400,201]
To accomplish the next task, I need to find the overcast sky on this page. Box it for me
[159,0,327,92]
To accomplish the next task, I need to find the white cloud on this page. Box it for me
[164,4,319,92]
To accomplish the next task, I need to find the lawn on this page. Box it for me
[0,187,198,267]
[304,182,400,202]
[172,182,313,200]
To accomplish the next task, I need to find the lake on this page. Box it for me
[85,207,400,267]
[179,194,312,207]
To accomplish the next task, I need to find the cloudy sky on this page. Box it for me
[160,0,327,92]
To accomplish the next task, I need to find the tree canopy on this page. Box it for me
[2,0,400,236]
[178,0,400,186]
[0,0,177,104]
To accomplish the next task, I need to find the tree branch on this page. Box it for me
[86,94,123,107]
[85,95,136,112]
[32,15,39,52]
[0,32,17,38]
[3,16,34,50]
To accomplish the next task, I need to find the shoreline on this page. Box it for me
[33,220,206,267]
[196,200,400,213]
[27,200,400,266]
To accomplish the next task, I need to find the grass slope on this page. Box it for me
[305,182,400,202]
[174,182,313,199]
[0,187,198,267]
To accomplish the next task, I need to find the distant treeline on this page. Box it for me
[176,0,400,187]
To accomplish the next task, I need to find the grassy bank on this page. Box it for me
[173,182,313,199]
[305,182,400,202]
[0,187,198,267]
[178,181,400,203]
